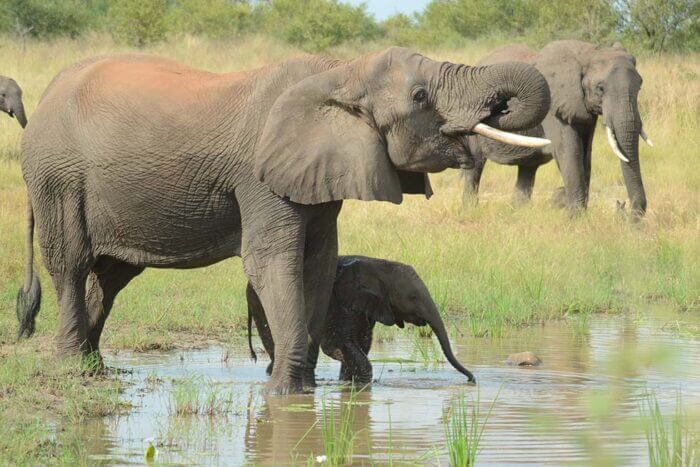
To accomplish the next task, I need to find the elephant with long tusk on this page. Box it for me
[17,47,550,394]
[0,76,27,128]
[462,40,650,217]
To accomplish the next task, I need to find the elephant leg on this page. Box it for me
[552,124,587,212]
[581,124,595,202]
[513,164,539,204]
[52,269,91,356]
[301,205,341,387]
[462,156,485,206]
[247,251,307,395]
[85,259,144,352]
[339,343,372,384]
[36,193,94,356]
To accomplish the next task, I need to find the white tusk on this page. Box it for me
[472,123,551,148]
[605,125,630,163]
[640,128,653,147]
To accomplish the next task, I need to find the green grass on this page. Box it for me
[169,377,235,417]
[640,392,700,467]
[444,388,499,467]
[318,388,360,465]
[0,34,698,463]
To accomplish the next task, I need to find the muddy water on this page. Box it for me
[77,309,700,465]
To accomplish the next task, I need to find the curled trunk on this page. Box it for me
[438,61,551,134]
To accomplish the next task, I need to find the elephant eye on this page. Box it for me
[596,83,604,94]
[412,88,427,104]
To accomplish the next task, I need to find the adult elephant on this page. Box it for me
[462,41,650,216]
[16,47,550,394]
[0,75,27,127]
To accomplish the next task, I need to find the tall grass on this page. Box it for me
[444,388,499,466]
[640,392,700,467]
[318,388,360,465]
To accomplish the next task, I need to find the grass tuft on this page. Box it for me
[444,388,499,466]
[640,392,700,467]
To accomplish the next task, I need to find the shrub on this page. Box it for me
[107,0,169,47]
[0,0,89,39]
[266,0,380,52]
[420,0,538,44]
[168,0,259,39]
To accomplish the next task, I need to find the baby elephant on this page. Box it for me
[247,255,475,384]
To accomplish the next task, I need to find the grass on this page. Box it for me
[319,388,360,465]
[0,33,697,463]
[640,392,700,467]
[169,377,235,417]
[444,388,499,466]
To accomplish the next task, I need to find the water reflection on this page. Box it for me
[76,310,700,465]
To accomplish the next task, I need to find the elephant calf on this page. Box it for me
[247,255,474,384]
[0,75,27,128]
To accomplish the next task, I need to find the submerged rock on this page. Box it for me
[506,351,542,366]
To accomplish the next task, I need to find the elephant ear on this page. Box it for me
[335,261,401,328]
[535,45,590,124]
[255,60,431,205]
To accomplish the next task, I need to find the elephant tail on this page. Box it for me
[16,195,41,340]
[247,296,257,362]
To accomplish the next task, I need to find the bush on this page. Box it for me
[617,0,700,52]
[0,0,89,39]
[420,0,538,44]
[529,0,619,45]
[107,0,169,47]
[266,0,380,52]
[168,0,260,39]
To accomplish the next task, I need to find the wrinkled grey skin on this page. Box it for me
[0,76,27,128]
[247,256,474,384]
[18,47,549,394]
[463,41,647,216]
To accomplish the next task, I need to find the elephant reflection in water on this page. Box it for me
[244,390,372,464]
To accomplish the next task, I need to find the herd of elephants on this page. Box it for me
[3,39,650,394]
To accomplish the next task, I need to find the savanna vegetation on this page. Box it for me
[0,0,698,463]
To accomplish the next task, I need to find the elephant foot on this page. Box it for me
[264,377,305,395]
[302,370,317,388]
[550,187,567,208]
[512,191,531,206]
[81,350,106,375]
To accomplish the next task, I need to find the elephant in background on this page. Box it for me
[247,255,474,384]
[17,47,550,394]
[0,76,27,127]
[463,41,650,216]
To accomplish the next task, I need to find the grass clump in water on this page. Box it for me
[169,377,234,417]
[640,392,700,466]
[317,387,362,465]
[444,388,498,466]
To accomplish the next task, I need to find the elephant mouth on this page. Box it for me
[455,135,475,170]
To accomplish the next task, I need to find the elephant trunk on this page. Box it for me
[475,62,551,131]
[12,98,27,128]
[436,61,551,148]
[603,91,647,216]
[424,304,475,383]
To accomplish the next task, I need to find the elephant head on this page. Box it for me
[335,256,475,383]
[0,76,27,128]
[255,47,550,205]
[537,41,648,215]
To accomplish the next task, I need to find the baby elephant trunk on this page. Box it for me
[426,308,475,383]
